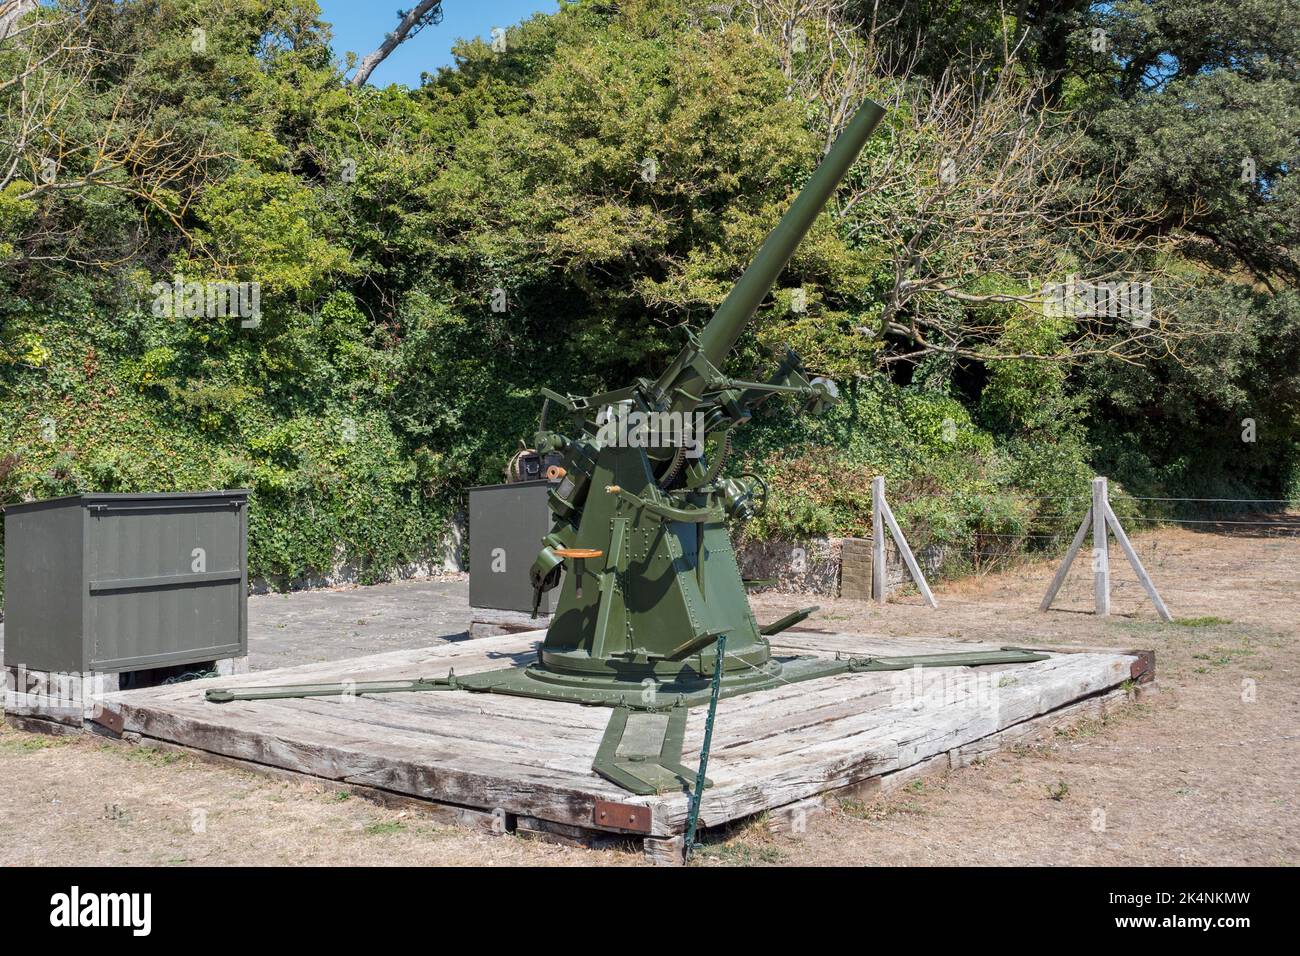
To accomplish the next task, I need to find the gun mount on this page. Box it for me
[518,98,888,698]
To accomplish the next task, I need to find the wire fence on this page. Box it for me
[896,491,1300,586]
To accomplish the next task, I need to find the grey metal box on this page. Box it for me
[469,480,556,614]
[2,491,249,673]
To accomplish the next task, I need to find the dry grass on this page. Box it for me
[747,525,1300,866]
[0,725,644,866]
[2,523,1296,866]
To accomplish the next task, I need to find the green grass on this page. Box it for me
[1192,653,1232,666]
[835,797,928,821]
[1191,642,1254,668]
[1009,741,1053,759]
[695,839,787,865]
[1055,715,1108,740]
[1045,780,1070,801]
[1175,616,1231,627]
[114,745,185,767]
[0,733,72,754]
[363,820,406,836]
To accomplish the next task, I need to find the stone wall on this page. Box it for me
[735,537,842,595]
[737,534,947,599]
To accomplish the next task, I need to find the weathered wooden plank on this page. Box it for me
[650,728,903,831]
[880,497,938,608]
[833,751,951,804]
[1093,476,1111,616]
[116,734,509,834]
[722,683,1137,841]
[94,630,1144,843]
[948,686,1129,768]
[644,835,685,866]
[272,696,601,769]
[656,654,1137,829]
[1040,506,1092,612]
[516,815,631,850]
[357,683,611,732]
[112,696,656,833]
[127,694,603,776]
[769,633,980,656]
[682,654,1132,762]
[2,713,85,736]
[765,797,827,838]
[815,685,1131,811]
[872,476,886,603]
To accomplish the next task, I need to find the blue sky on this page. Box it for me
[316,1,560,87]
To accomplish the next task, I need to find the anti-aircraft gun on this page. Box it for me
[207,99,1047,799]
[521,99,886,699]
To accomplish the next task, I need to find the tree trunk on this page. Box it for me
[349,0,444,88]
[0,0,38,43]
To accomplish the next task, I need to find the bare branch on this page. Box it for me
[742,0,1205,371]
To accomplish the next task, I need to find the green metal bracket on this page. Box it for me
[759,605,820,637]
[840,648,1048,672]
[666,629,726,660]
[591,703,701,796]
[589,516,627,660]
[604,484,724,524]
[204,672,462,703]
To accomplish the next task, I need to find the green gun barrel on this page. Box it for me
[657,98,886,408]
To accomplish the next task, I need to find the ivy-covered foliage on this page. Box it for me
[1,0,1296,599]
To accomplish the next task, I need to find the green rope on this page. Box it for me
[683,633,725,862]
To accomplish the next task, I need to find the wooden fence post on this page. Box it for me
[871,476,886,605]
[1092,476,1110,617]
[1039,504,1092,612]
[1041,476,1171,621]
[870,476,937,608]
[1105,498,1173,622]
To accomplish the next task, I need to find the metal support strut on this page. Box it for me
[684,633,726,862]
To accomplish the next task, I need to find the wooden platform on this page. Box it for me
[91,629,1152,862]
